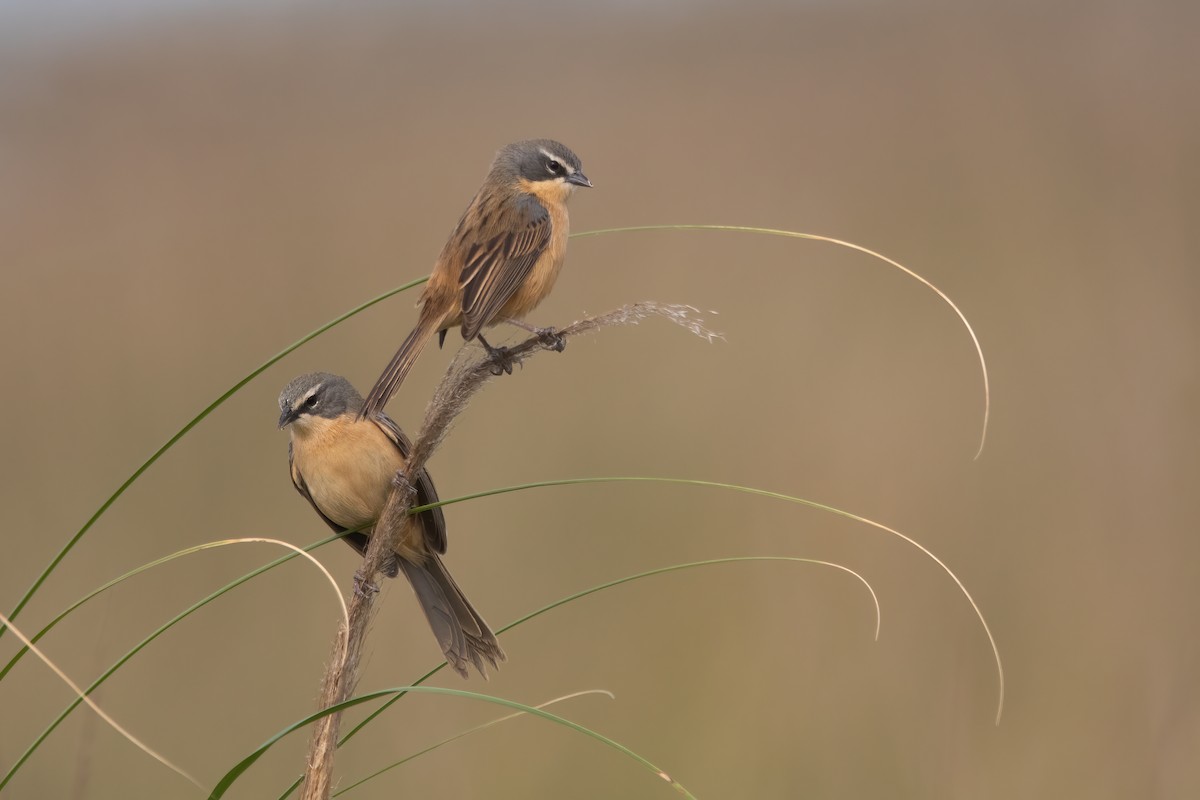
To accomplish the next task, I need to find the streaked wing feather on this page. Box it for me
[371,413,449,554]
[459,196,551,340]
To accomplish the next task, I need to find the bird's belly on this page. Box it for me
[299,434,404,531]
[499,255,564,320]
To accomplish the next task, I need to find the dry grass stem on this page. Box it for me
[0,611,203,790]
[299,301,718,799]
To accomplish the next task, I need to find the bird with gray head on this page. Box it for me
[492,137,590,187]
[359,138,591,419]
[279,371,504,678]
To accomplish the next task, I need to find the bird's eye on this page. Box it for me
[546,159,563,174]
[305,395,319,408]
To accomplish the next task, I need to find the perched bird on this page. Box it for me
[360,138,591,418]
[279,372,504,678]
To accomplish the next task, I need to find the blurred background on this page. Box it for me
[1,0,1196,797]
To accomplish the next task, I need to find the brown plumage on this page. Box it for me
[360,139,591,419]
[279,372,504,678]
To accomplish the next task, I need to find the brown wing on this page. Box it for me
[458,193,551,340]
[289,442,370,556]
[370,413,449,555]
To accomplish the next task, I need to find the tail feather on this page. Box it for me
[360,309,442,419]
[398,554,505,679]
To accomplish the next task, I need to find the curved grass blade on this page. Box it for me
[416,475,1004,724]
[0,279,427,645]
[573,224,990,460]
[0,533,343,682]
[0,610,204,791]
[332,689,614,797]
[0,533,344,791]
[3,222,992,788]
[277,555,878,799]
[4,221,983,643]
[212,686,697,800]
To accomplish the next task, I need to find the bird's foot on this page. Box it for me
[479,336,515,376]
[534,326,567,353]
[487,347,515,376]
[353,570,381,599]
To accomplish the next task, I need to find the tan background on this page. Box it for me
[1,1,1196,797]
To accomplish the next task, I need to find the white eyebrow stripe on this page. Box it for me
[538,147,575,173]
[298,383,323,410]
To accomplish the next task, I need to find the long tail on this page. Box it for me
[397,554,506,679]
[360,306,443,419]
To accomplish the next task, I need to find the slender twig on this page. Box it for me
[298,302,718,799]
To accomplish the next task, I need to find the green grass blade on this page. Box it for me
[213,686,697,800]
[332,689,614,797]
[0,534,339,683]
[0,533,342,791]
[0,279,424,645]
[412,475,1004,724]
[3,220,989,793]
[4,221,979,643]
[276,554,877,799]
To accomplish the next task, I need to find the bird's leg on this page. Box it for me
[477,333,515,376]
[506,319,566,353]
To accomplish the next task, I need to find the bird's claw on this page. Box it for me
[535,327,566,353]
[485,345,515,376]
[353,570,381,599]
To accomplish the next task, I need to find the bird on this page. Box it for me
[279,371,504,678]
[359,138,591,419]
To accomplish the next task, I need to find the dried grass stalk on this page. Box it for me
[299,301,719,799]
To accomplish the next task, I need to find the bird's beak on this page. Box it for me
[278,408,296,429]
[567,171,592,188]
